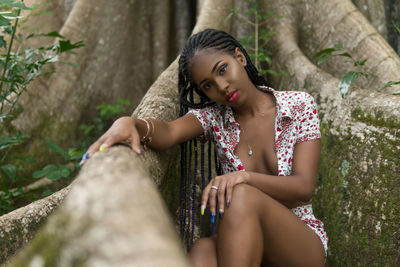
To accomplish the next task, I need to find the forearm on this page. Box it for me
[133,118,176,150]
[244,171,315,204]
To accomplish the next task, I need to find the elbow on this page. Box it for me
[297,178,315,202]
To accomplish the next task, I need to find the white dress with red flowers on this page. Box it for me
[188,86,328,255]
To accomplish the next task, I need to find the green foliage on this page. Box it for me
[0,0,84,215]
[227,0,287,78]
[0,0,85,121]
[314,22,400,97]
[313,44,369,98]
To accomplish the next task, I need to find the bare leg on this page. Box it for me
[189,236,218,267]
[217,184,325,267]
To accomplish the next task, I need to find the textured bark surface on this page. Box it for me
[6,147,190,267]
[0,185,71,265]
[1,0,233,265]
[261,0,400,265]
[2,0,399,265]
[352,0,388,38]
[6,0,181,179]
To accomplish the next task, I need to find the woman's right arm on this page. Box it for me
[85,113,203,159]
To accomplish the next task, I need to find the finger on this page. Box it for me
[217,181,227,217]
[86,133,108,156]
[80,134,108,166]
[208,181,220,223]
[129,132,142,155]
[201,183,212,215]
[226,181,233,208]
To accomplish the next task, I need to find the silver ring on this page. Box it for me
[211,185,219,191]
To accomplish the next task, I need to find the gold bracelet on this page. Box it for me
[148,119,155,143]
[138,118,150,142]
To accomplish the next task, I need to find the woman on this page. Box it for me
[84,29,328,266]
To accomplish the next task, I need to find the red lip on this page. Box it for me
[226,90,238,103]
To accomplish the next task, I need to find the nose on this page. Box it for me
[215,77,229,93]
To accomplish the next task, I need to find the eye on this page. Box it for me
[218,64,227,75]
[202,82,211,91]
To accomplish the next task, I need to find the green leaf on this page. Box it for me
[313,44,343,58]
[0,164,17,181]
[41,189,53,197]
[0,134,29,150]
[47,165,71,180]
[32,164,71,180]
[41,31,64,38]
[317,54,335,65]
[58,40,85,53]
[0,0,31,10]
[393,92,400,96]
[393,21,400,34]
[27,31,64,39]
[354,59,367,66]
[67,148,84,161]
[46,140,68,159]
[339,71,360,98]
[383,81,400,89]
[337,52,352,59]
[32,164,57,178]
[0,36,6,48]
[0,14,11,27]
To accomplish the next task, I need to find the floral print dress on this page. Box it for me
[188,86,328,255]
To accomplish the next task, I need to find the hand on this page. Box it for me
[80,116,143,165]
[201,171,250,223]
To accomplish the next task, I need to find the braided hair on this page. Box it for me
[178,28,268,112]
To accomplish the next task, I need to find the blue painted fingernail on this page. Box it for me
[140,149,145,156]
[79,153,90,166]
[226,199,231,207]
[211,212,215,224]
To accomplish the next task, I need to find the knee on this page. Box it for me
[189,237,217,267]
[223,184,261,220]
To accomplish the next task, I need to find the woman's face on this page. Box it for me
[189,47,254,106]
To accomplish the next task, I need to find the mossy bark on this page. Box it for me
[2,0,400,265]
[7,147,190,267]
[262,0,400,264]
[1,0,233,264]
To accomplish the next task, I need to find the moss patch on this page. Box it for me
[313,121,400,266]
[8,214,89,267]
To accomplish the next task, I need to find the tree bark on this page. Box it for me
[5,0,183,179]
[2,0,399,265]
[261,0,400,265]
[1,0,232,264]
[0,185,71,265]
[352,0,388,39]
[5,147,191,267]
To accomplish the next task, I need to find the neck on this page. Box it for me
[232,85,275,118]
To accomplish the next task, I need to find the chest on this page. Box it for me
[234,113,278,175]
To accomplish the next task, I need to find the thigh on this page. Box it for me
[256,193,325,267]
[189,236,217,267]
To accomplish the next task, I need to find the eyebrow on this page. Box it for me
[199,60,223,87]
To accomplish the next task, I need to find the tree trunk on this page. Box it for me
[6,0,188,179]
[1,0,399,265]
[6,147,191,267]
[261,0,400,265]
[1,0,232,264]
[352,0,388,39]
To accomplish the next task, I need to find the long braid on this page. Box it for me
[178,29,269,247]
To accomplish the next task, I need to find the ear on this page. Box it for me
[234,47,247,66]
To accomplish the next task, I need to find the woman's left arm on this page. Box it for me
[244,139,320,204]
[203,139,320,216]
